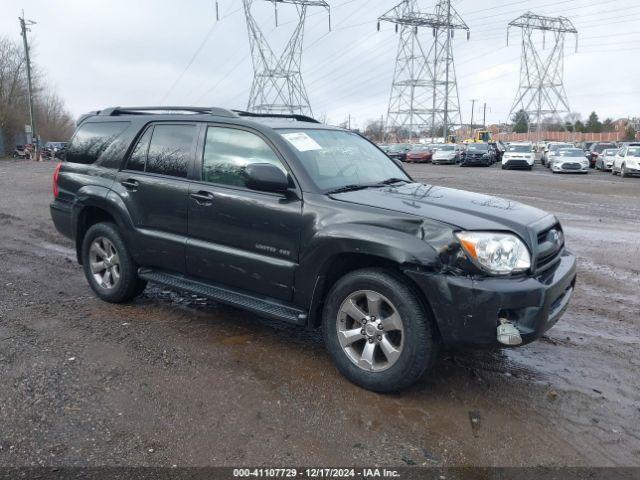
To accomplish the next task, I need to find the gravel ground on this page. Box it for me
[0,159,638,467]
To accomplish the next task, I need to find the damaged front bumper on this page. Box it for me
[404,250,577,348]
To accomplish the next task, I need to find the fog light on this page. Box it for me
[497,318,522,346]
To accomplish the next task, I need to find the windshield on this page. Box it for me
[278,129,410,192]
[467,144,488,151]
[604,149,617,156]
[387,144,408,152]
[594,144,616,153]
[559,149,584,156]
[628,147,640,157]
[551,144,572,152]
[508,145,531,153]
[436,145,455,151]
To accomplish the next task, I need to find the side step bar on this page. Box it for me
[138,269,308,326]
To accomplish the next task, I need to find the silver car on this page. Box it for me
[550,148,589,174]
[595,148,617,172]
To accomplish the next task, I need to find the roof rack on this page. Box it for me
[232,110,321,124]
[98,106,237,118]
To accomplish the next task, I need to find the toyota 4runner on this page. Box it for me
[50,107,577,392]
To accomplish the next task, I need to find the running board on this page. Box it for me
[138,269,308,326]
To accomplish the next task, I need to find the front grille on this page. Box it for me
[562,162,582,170]
[536,223,564,272]
[506,160,530,167]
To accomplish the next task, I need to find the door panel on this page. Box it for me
[114,123,198,273]
[186,125,302,301]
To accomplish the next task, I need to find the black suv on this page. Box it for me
[50,107,576,392]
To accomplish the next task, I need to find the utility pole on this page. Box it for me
[19,11,37,155]
[507,13,578,144]
[241,0,330,116]
[470,99,476,137]
[482,102,487,128]
[378,0,469,142]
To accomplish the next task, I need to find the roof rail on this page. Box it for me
[98,106,237,118]
[232,110,321,124]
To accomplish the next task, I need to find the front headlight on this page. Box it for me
[455,232,531,275]
[581,160,589,166]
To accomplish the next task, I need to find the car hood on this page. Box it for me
[330,182,552,239]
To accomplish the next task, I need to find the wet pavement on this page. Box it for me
[0,159,638,467]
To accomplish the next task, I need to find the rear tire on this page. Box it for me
[81,222,147,304]
[322,269,438,393]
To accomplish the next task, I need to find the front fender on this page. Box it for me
[294,223,442,309]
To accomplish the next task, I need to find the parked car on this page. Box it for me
[595,148,618,172]
[501,143,534,170]
[43,142,68,160]
[386,143,412,162]
[577,141,595,153]
[50,106,576,393]
[550,148,589,174]
[405,145,433,163]
[612,145,640,177]
[431,144,460,165]
[545,143,574,168]
[459,143,493,167]
[587,142,617,169]
[489,141,506,162]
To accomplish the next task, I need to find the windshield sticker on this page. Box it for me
[282,132,323,152]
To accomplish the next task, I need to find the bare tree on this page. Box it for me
[0,36,74,150]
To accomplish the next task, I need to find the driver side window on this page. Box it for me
[202,127,286,188]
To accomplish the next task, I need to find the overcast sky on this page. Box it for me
[2,0,639,129]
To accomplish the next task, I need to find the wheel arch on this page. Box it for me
[305,252,441,342]
[72,188,136,264]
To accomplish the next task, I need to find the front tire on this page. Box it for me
[81,222,147,303]
[620,164,628,178]
[322,269,438,393]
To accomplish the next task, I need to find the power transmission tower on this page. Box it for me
[507,12,578,141]
[378,0,469,142]
[19,11,37,152]
[242,0,330,116]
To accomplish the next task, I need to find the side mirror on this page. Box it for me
[245,163,290,193]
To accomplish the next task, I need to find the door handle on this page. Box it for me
[121,179,139,191]
[191,191,214,205]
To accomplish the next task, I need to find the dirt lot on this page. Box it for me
[0,159,638,467]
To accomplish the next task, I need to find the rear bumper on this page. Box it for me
[405,250,577,348]
[50,200,74,239]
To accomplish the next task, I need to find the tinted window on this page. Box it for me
[202,127,285,188]
[146,124,196,178]
[66,122,130,164]
[126,128,153,172]
[508,145,531,152]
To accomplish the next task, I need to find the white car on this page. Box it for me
[550,148,589,174]
[501,143,534,170]
[545,143,574,168]
[595,148,617,172]
[612,145,640,177]
[431,144,459,165]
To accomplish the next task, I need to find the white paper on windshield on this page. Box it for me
[282,132,323,152]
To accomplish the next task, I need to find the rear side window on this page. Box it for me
[124,124,196,178]
[146,125,196,178]
[126,128,153,172]
[66,122,130,164]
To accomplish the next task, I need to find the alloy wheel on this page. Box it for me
[89,237,121,290]
[336,290,404,372]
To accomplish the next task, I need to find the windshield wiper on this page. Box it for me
[326,184,372,194]
[377,178,410,186]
